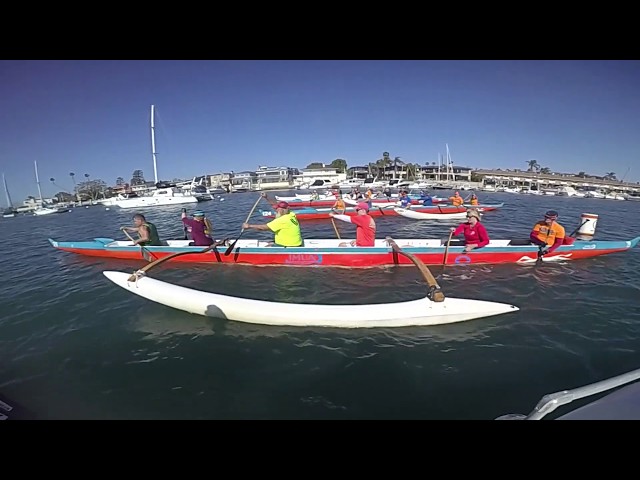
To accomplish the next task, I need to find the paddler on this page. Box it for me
[243,193,303,247]
[530,210,565,257]
[449,209,490,252]
[449,191,464,206]
[330,201,376,247]
[120,213,162,246]
[181,209,213,246]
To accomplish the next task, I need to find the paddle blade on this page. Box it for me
[141,248,155,262]
[224,241,236,256]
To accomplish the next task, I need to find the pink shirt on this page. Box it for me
[350,214,376,246]
[453,221,490,248]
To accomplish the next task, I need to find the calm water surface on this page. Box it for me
[1,191,639,419]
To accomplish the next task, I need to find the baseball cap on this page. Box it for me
[276,201,289,209]
[356,202,370,211]
[544,210,559,219]
[467,209,480,220]
[193,210,205,217]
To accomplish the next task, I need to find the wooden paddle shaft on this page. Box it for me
[442,230,454,269]
[224,195,265,256]
[122,228,155,262]
[386,237,445,302]
[127,241,225,282]
[331,217,341,239]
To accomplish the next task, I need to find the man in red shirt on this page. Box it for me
[329,202,377,247]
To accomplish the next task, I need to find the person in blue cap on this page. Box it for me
[181,209,214,246]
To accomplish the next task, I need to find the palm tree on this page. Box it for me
[539,167,551,174]
[604,172,617,181]
[527,159,539,172]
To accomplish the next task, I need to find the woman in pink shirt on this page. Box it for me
[449,209,490,252]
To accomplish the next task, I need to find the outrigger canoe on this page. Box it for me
[259,203,502,221]
[102,271,519,327]
[394,208,470,220]
[49,236,640,267]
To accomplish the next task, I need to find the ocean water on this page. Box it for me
[1,191,639,419]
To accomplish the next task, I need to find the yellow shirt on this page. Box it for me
[267,212,303,247]
[450,196,464,206]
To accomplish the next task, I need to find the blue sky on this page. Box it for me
[1,60,639,203]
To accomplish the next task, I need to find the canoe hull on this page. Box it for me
[260,203,501,221]
[50,237,640,267]
[102,271,519,327]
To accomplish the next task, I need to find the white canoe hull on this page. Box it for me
[394,208,470,220]
[103,271,519,328]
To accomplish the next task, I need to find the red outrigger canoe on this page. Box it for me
[259,203,503,221]
[48,236,640,267]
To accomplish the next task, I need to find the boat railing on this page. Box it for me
[496,366,640,420]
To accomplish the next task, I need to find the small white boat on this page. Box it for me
[114,188,198,208]
[102,271,519,328]
[33,206,69,215]
[394,207,470,220]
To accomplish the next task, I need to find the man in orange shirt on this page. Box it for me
[530,210,565,257]
[449,191,464,206]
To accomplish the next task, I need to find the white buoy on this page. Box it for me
[576,213,598,239]
[105,207,110,211]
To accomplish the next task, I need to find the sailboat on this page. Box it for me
[114,105,198,209]
[32,161,69,216]
[2,173,18,217]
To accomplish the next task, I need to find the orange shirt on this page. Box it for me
[470,198,479,206]
[450,196,464,206]
[531,221,565,246]
[333,198,346,210]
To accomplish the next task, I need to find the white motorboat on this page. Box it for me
[114,187,198,208]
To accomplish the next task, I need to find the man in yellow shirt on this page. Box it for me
[243,196,303,247]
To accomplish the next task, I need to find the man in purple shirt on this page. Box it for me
[181,210,214,246]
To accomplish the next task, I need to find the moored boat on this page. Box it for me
[49,236,640,267]
[102,271,519,327]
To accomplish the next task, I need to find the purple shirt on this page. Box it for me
[182,217,213,246]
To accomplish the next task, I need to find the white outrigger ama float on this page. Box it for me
[102,271,519,328]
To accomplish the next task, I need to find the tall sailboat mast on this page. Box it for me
[150,104,159,184]
[34,161,44,203]
[3,173,13,207]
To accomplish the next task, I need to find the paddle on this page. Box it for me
[126,238,229,282]
[121,228,155,262]
[181,207,188,240]
[331,217,341,239]
[386,236,445,302]
[569,219,589,238]
[224,195,264,256]
[442,230,454,273]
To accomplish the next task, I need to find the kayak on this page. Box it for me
[49,236,640,267]
[102,271,519,327]
[394,208,470,220]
